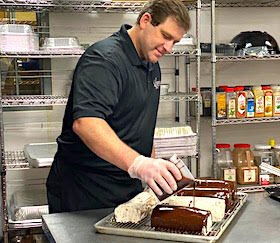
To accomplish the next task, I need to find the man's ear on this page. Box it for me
[139,12,152,29]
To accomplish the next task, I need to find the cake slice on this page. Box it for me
[114,191,158,223]
[163,195,225,222]
[151,205,212,235]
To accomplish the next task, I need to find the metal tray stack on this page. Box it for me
[95,192,247,243]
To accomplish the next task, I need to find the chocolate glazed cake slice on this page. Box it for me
[151,205,212,235]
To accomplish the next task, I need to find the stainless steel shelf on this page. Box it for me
[216,54,280,62]
[199,54,280,62]
[202,0,280,7]
[215,117,280,126]
[0,0,197,12]
[0,49,84,58]
[237,184,279,193]
[160,92,198,102]
[2,95,68,107]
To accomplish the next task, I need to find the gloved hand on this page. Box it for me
[128,155,182,196]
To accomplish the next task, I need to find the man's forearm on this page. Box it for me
[72,117,139,171]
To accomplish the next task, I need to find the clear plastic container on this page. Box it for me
[253,144,274,184]
[42,37,83,50]
[216,143,236,182]
[233,144,258,185]
[0,24,38,52]
[273,144,280,183]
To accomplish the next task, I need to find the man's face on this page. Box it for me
[138,14,186,63]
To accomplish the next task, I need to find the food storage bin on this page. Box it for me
[0,24,39,52]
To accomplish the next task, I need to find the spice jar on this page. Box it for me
[216,143,236,182]
[233,143,258,185]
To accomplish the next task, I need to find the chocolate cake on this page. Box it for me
[151,205,212,235]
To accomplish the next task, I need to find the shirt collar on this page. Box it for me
[120,24,155,71]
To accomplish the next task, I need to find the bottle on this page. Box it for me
[262,85,273,117]
[234,86,246,118]
[216,144,236,182]
[225,87,236,119]
[271,85,280,117]
[244,86,255,118]
[216,88,227,119]
[253,86,264,117]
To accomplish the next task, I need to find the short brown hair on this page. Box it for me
[137,0,191,31]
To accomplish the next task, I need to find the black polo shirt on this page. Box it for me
[48,25,161,209]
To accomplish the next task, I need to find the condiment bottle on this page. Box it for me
[216,89,227,119]
[216,143,236,182]
[253,86,264,117]
[225,87,236,119]
[234,86,246,118]
[244,86,255,118]
[271,85,280,117]
[262,85,273,117]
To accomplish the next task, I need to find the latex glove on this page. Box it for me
[128,155,182,196]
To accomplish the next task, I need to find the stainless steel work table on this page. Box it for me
[42,192,280,243]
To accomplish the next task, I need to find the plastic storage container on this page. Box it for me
[233,143,258,185]
[216,143,236,182]
[253,144,274,185]
[225,87,236,119]
[273,144,280,183]
[0,24,39,52]
[42,37,83,51]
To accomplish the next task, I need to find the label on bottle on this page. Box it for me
[247,98,255,117]
[237,93,246,116]
[243,169,256,183]
[227,99,236,118]
[255,95,264,115]
[274,95,280,115]
[223,168,236,181]
[264,93,273,117]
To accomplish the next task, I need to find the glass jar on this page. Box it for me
[216,143,236,182]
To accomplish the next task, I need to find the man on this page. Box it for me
[46,0,191,213]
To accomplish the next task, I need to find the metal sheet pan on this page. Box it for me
[95,192,247,243]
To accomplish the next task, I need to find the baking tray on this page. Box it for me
[95,192,247,243]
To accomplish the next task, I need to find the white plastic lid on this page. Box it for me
[254,144,271,150]
[253,85,262,90]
